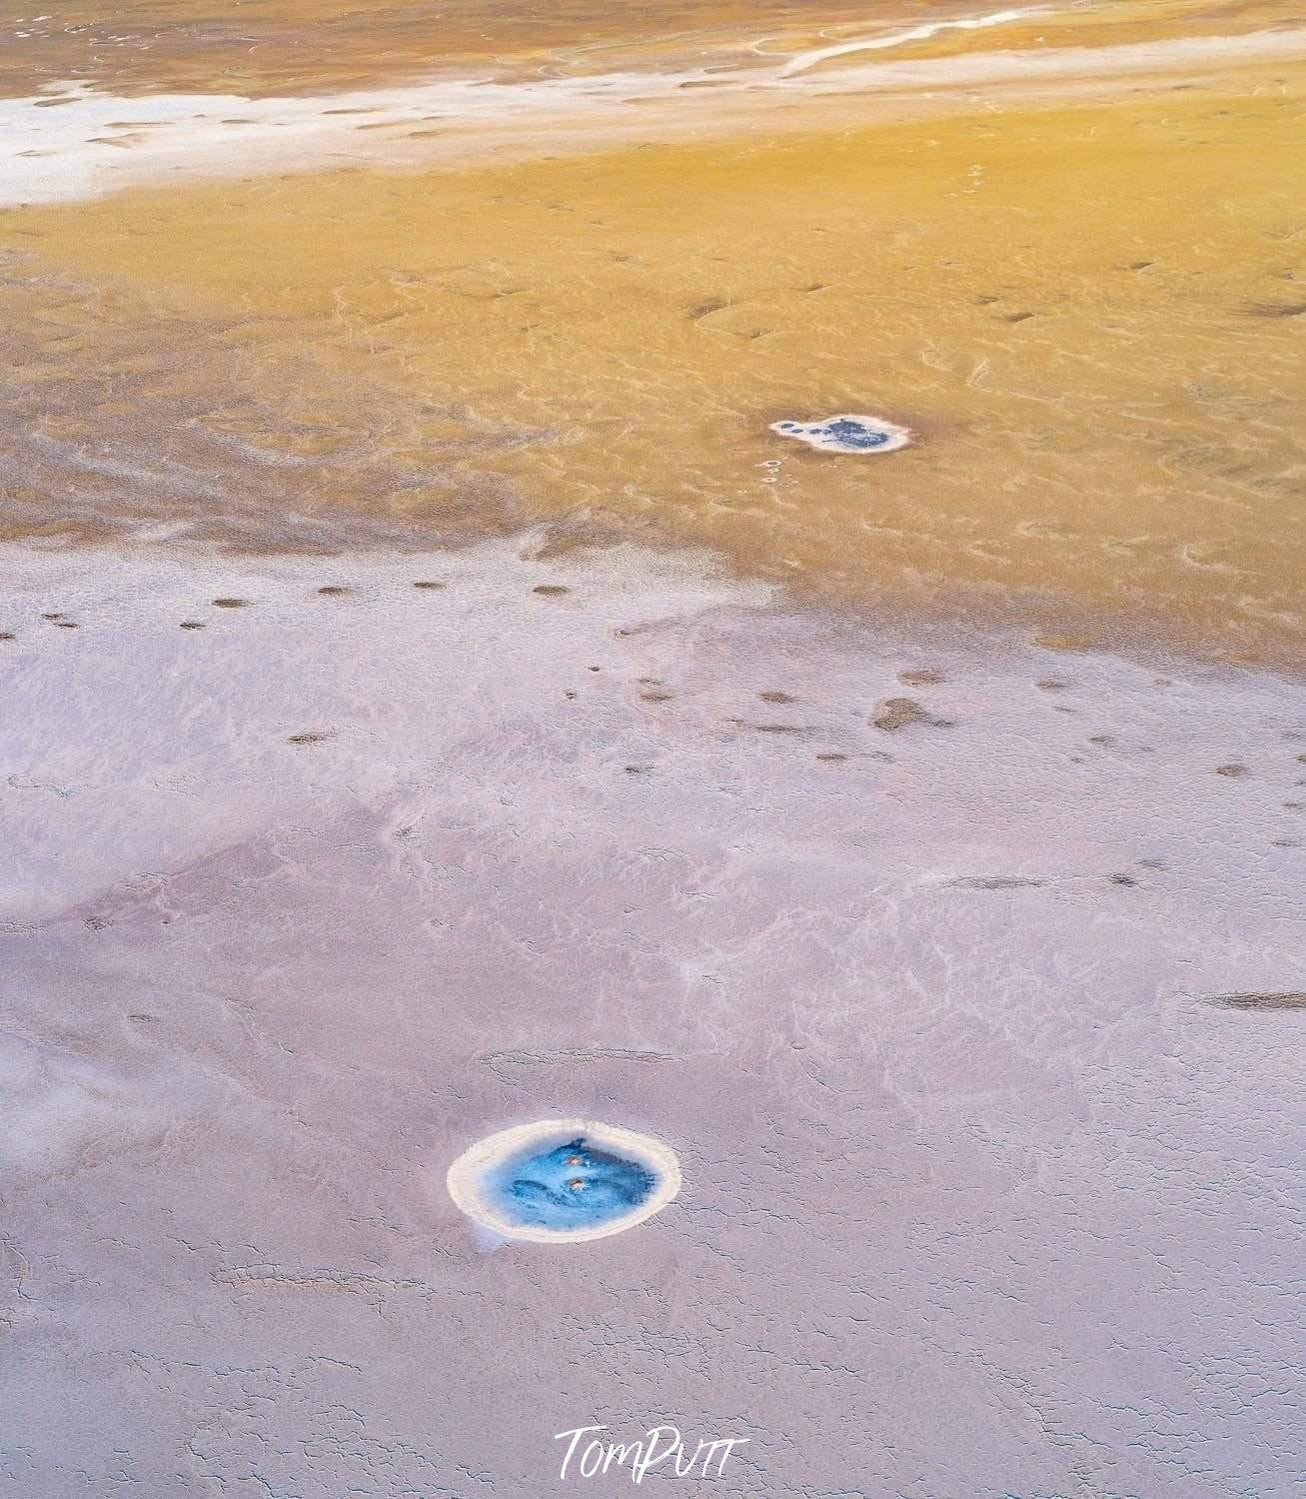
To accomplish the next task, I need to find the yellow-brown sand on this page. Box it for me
[3,75,1305,665]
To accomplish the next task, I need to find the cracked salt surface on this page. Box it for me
[1,531,1303,1496]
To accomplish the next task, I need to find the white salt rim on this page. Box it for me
[446,1118,682,1243]
[770,413,911,453]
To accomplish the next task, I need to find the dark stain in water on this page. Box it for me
[1206,992,1306,1011]
[1245,301,1306,318]
[687,297,729,320]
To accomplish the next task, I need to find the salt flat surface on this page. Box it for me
[1,534,1303,1496]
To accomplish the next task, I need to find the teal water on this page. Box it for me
[483,1135,658,1233]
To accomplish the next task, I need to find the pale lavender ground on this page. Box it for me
[1,535,1303,1498]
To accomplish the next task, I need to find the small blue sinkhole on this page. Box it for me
[482,1134,659,1233]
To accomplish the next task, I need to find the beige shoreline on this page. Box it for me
[3,23,1305,207]
[446,1119,683,1243]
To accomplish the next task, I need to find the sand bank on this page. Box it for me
[3,21,1306,206]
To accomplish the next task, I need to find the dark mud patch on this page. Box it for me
[1205,991,1306,1011]
[873,697,954,732]
[687,297,729,320]
[1244,302,1306,319]
[947,876,1045,891]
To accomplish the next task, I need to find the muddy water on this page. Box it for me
[5,51,1305,662]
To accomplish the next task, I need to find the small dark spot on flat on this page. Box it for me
[1109,873,1138,886]
[317,585,351,596]
[1004,311,1036,323]
[1286,801,1304,810]
[1206,991,1306,1011]
[873,697,928,731]
[640,691,673,702]
[1272,838,1299,847]
[873,697,952,731]
[760,690,796,703]
[975,295,1000,305]
[1037,679,1069,691]
[564,690,577,700]
[413,580,445,590]
[179,621,206,630]
[687,297,729,320]
[1137,858,1167,870]
[947,876,1045,891]
[1245,301,1306,318]
[212,598,249,608]
[1126,260,1154,271]
[752,723,805,734]
[1215,763,1250,778]
[533,584,570,596]
[1088,734,1116,747]
[898,669,945,686]
[624,764,652,774]
[54,621,79,629]
[41,612,64,621]
[588,665,601,672]
[0,632,14,641]
[128,1013,159,1023]
[815,752,848,762]
[288,732,331,745]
